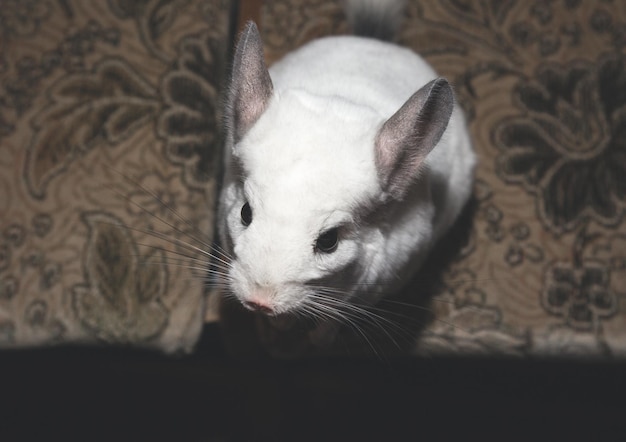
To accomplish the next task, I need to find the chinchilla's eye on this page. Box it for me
[315,228,339,254]
[240,202,253,226]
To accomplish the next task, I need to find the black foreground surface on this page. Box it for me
[2,324,626,442]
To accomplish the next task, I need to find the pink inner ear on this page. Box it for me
[235,93,272,136]
[375,131,402,180]
[374,78,454,200]
[375,110,422,178]
[375,128,429,200]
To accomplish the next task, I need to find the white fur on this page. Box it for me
[218,30,476,320]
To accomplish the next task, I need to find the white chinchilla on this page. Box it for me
[218,0,476,344]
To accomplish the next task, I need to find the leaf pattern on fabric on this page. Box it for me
[72,212,169,343]
[439,0,517,28]
[24,57,160,199]
[107,0,191,63]
[108,0,189,40]
[157,31,225,188]
[494,54,626,233]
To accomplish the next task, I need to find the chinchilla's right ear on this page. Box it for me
[226,21,274,147]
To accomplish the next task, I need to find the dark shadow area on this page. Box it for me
[2,325,626,441]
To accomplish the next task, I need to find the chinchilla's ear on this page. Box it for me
[375,78,454,200]
[227,22,274,146]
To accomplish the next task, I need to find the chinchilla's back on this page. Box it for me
[268,0,430,118]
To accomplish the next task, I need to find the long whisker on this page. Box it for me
[306,291,417,351]
[129,245,232,273]
[313,293,416,345]
[93,220,231,271]
[136,260,229,278]
[100,174,232,269]
[105,167,216,248]
[305,299,384,358]
[307,283,471,335]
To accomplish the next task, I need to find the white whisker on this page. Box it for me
[105,168,216,250]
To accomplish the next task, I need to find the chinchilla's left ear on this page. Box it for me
[227,21,274,146]
[375,78,454,200]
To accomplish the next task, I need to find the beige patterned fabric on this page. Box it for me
[220,0,626,358]
[0,0,230,353]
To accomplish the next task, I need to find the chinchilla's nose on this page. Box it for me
[243,299,274,314]
[242,285,276,315]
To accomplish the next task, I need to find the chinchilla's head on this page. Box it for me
[218,23,454,316]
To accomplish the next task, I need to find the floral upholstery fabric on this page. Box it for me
[0,0,230,353]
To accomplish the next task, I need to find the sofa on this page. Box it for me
[2,0,626,440]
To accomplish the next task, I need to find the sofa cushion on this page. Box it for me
[0,0,230,353]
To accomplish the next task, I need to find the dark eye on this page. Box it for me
[315,228,339,254]
[240,202,252,226]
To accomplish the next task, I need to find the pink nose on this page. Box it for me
[243,299,274,315]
